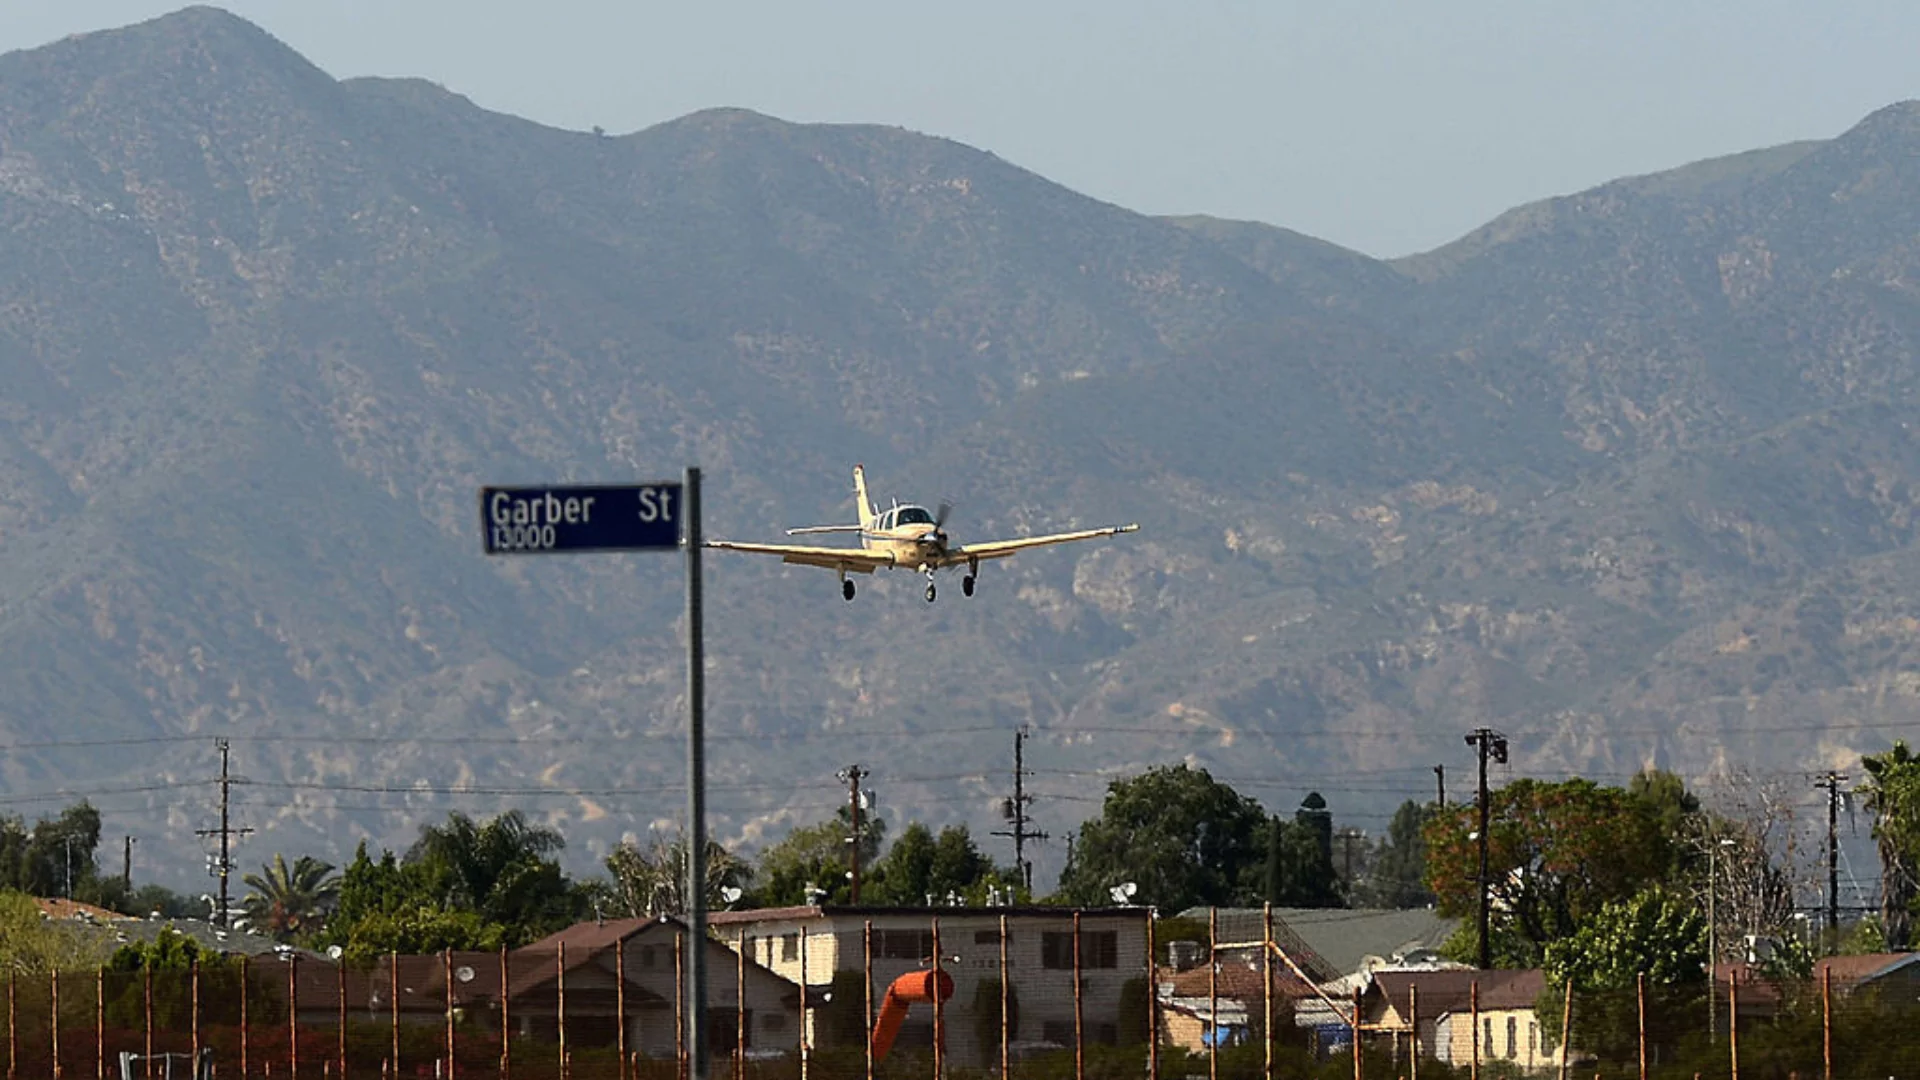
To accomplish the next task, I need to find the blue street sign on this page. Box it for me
[480,483,683,554]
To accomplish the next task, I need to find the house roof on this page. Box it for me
[523,916,659,953]
[1813,952,1920,987]
[36,898,136,923]
[1369,968,1546,1018]
[1161,960,1316,1004]
[706,905,1149,926]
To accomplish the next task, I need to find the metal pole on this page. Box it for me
[1709,840,1718,1044]
[242,956,250,1080]
[446,948,457,1080]
[142,965,151,1080]
[51,970,59,1080]
[1475,735,1491,969]
[390,953,400,1080]
[999,915,1010,1080]
[501,945,511,1080]
[618,937,629,1080]
[1822,964,1833,1080]
[290,953,299,1080]
[192,962,202,1079]
[1263,904,1273,1080]
[798,923,809,1080]
[558,942,569,1080]
[684,465,709,1080]
[934,918,947,1080]
[863,922,874,1080]
[1208,908,1218,1080]
[94,968,102,1080]
[1636,972,1646,1080]
[339,958,347,1080]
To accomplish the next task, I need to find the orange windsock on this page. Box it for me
[869,969,956,1063]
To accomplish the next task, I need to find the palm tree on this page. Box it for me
[241,854,340,940]
[1863,741,1920,950]
[407,810,577,936]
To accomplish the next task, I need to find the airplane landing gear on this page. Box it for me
[842,579,856,602]
[962,575,975,597]
[924,582,937,602]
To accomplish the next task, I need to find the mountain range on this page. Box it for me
[2,6,1918,893]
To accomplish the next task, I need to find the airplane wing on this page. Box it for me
[941,523,1140,566]
[703,541,893,574]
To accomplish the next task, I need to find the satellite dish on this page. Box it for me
[455,966,476,984]
[720,886,743,904]
[861,790,877,809]
[326,945,343,961]
[1109,882,1138,905]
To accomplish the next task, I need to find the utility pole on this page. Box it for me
[61,835,73,898]
[123,835,134,892]
[1815,770,1849,945]
[838,764,869,903]
[991,729,1049,894]
[194,738,251,927]
[1434,764,1446,807]
[1464,727,1508,970]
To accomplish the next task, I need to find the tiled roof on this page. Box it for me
[1162,960,1316,1003]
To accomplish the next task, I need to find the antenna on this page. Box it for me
[990,728,1049,893]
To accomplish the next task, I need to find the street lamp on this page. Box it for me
[1708,836,1736,1043]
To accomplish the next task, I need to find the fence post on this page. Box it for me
[618,937,629,1080]
[290,953,300,1080]
[445,948,457,1080]
[1728,972,1739,1080]
[1557,979,1571,1080]
[1208,907,1218,1080]
[94,967,102,1080]
[1636,971,1646,1080]
[1263,904,1273,1080]
[501,945,511,1080]
[142,964,151,1080]
[559,941,569,1080]
[390,952,400,1080]
[863,921,874,1080]
[734,934,745,1080]
[241,956,250,1080]
[1822,964,1833,1080]
[192,960,201,1077]
[51,969,60,1080]
[338,958,347,1080]
[1146,912,1158,1080]
[1068,912,1079,1080]
[1352,985,1363,1080]
[1470,980,1479,1080]
[1409,986,1420,1080]
[798,924,809,1080]
[1000,914,1011,1080]
[675,932,685,1080]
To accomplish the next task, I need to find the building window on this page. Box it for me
[782,934,799,961]
[1483,1019,1493,1059]
[1042,930,1119,969]
[1506,1016,1516,1059]
[974,929,1001,946]
[877,929,934,960]
[1529,1020,1537,1057]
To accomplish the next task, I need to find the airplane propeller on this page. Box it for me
[933,499,953,546]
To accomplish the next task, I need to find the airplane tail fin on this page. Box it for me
[853,465,875,527]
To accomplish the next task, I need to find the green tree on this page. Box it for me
[1424,778,1669,965]
[240,853,340,940]
[752,808,885,907]
[0,889,110,973]
[1263,794,1342,908]
[872,823,1011,905]
[406,810,581,941]
[1541,888,1706,1060]
[1862,740,1920,950]
[1056,765,1267,911]
[1360,800,1433,908]
[604,833,750,916]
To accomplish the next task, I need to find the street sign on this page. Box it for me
[479,483,683,554]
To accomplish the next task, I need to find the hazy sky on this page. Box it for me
[3,2,1917,256]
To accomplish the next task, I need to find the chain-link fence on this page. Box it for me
[6,913,1915,1079]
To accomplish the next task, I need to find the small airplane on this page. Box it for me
[705,466,1139,602]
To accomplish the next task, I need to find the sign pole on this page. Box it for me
[685,466,709,1080]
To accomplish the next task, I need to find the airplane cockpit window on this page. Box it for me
[896,507,935,526]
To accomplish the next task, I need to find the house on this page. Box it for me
[278,917,802,1061]
[707,905,1150,1067]
[1156,954,1317,1053]
[1363,969,1568,1070]
[1813,952,1920,997]
[1174,907,1458,983]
